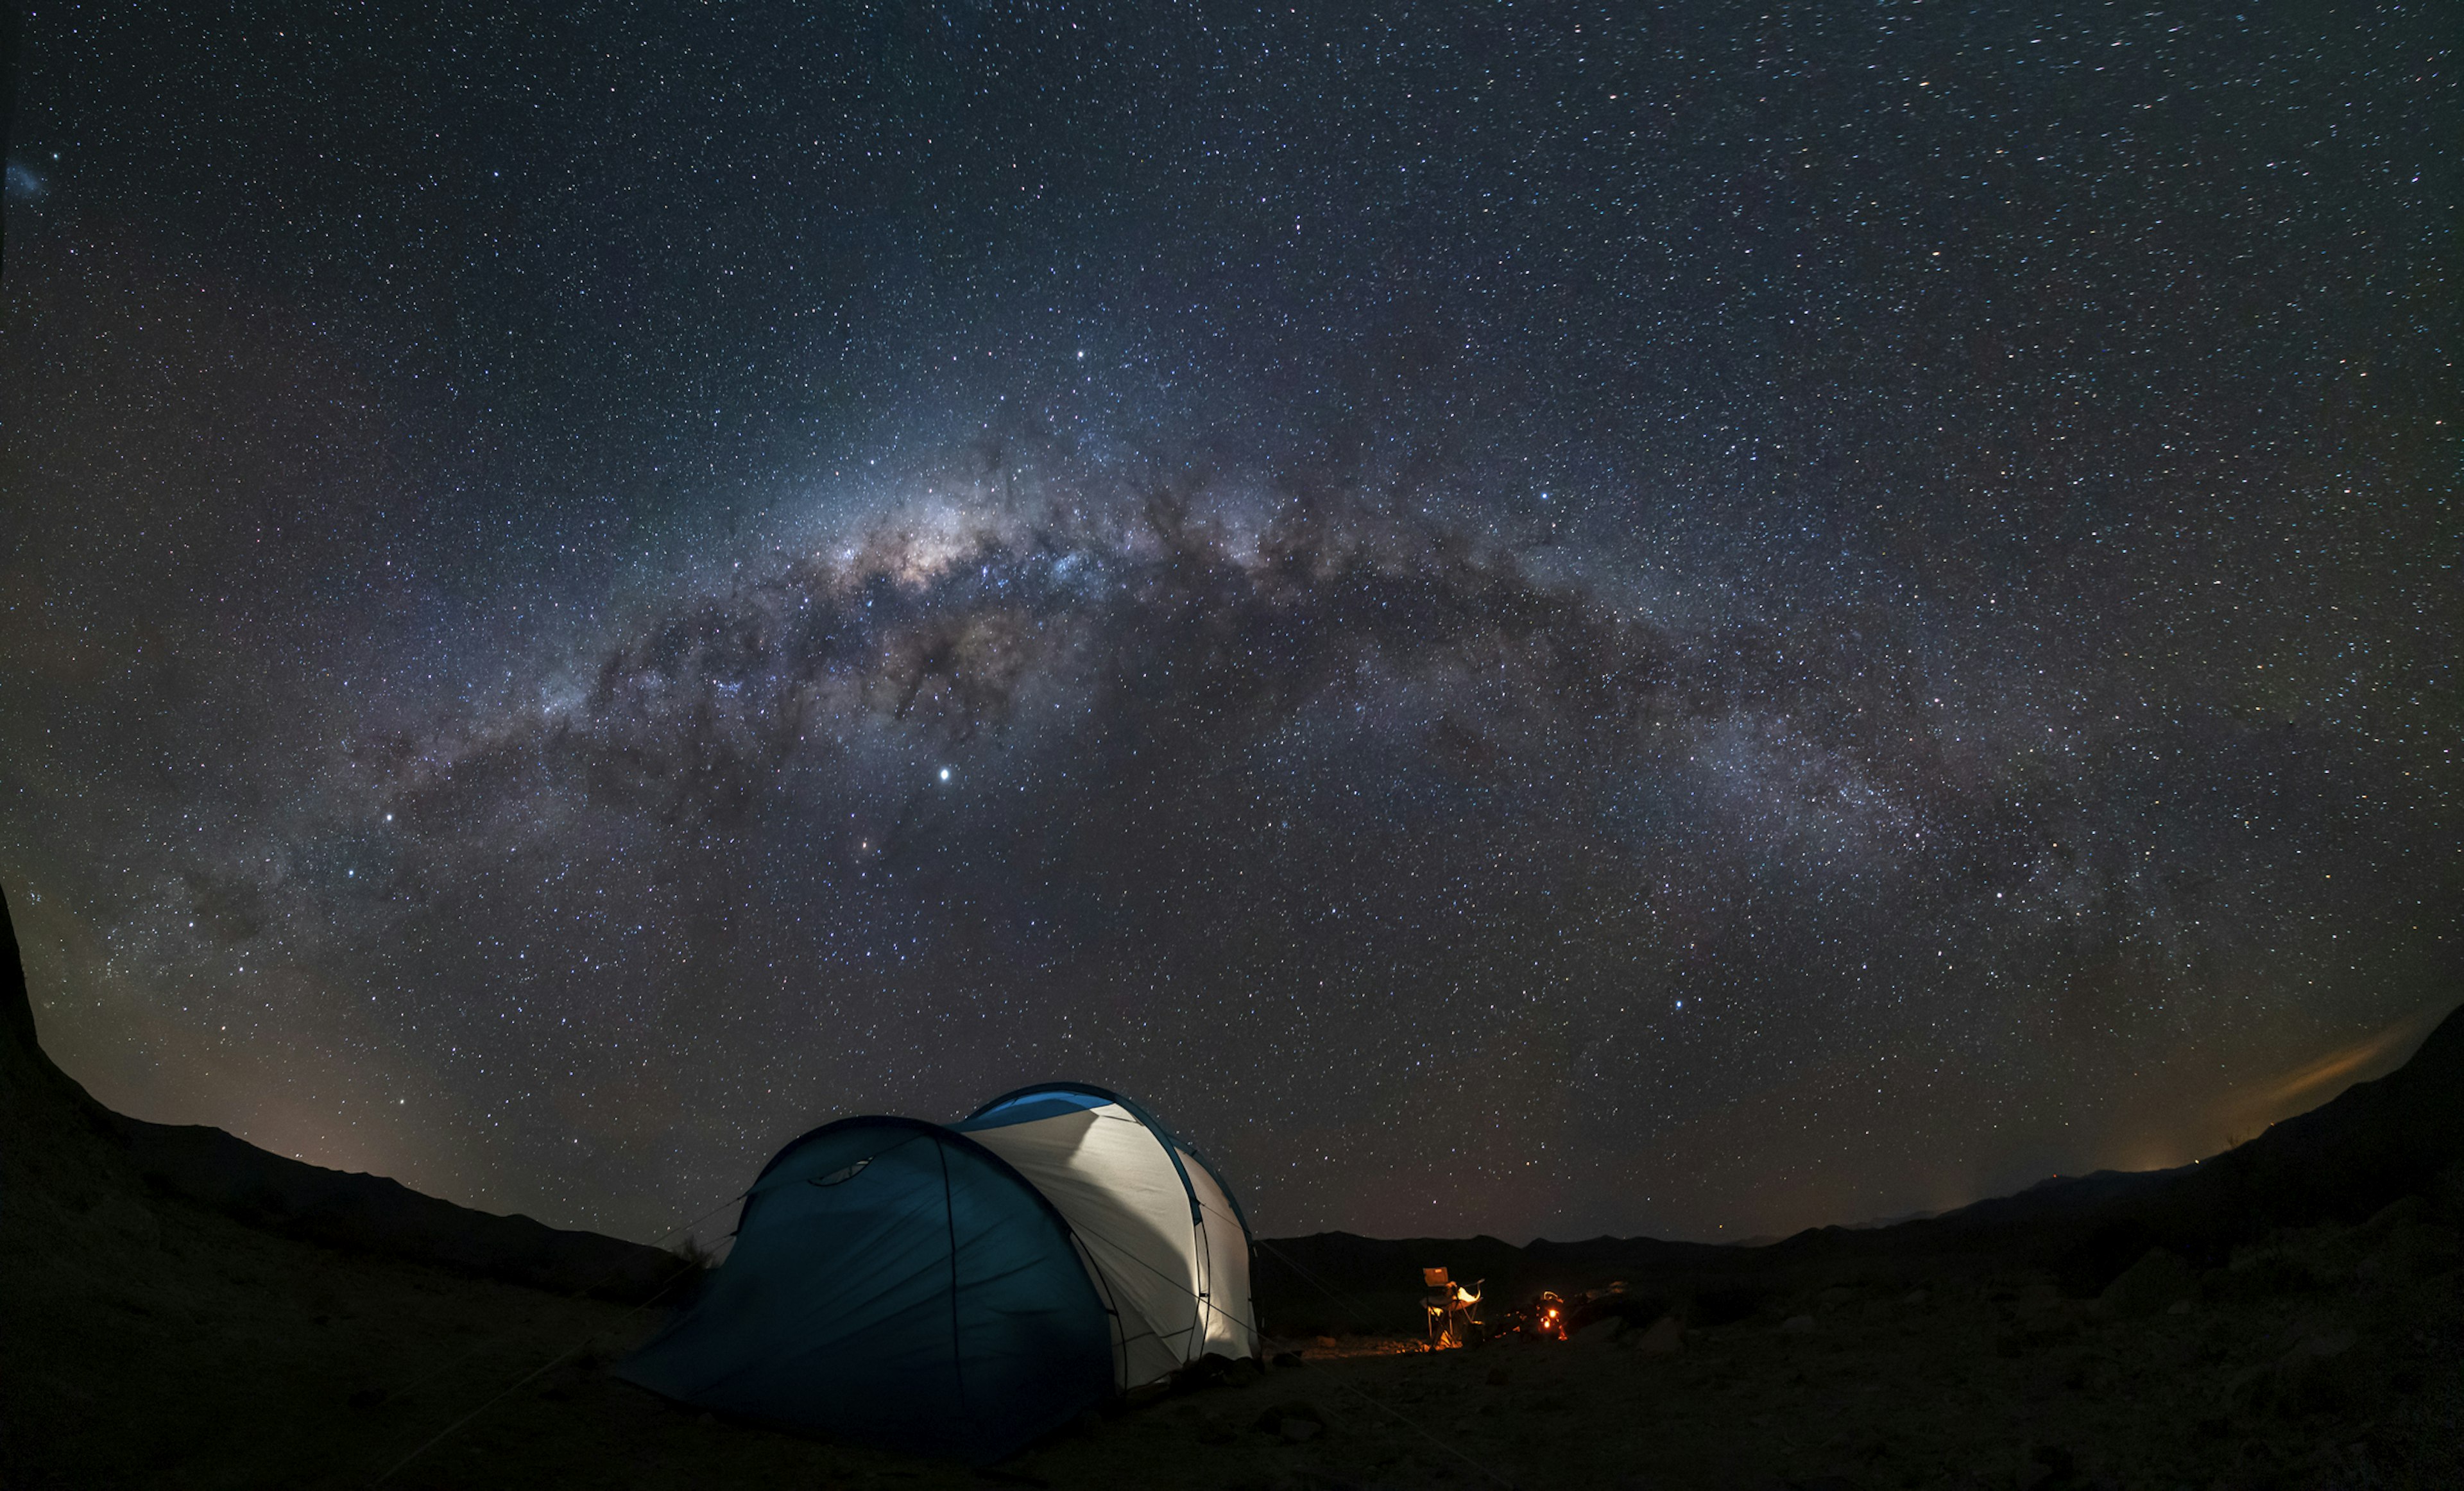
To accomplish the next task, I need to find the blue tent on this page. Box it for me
[615,1115,1115,1462]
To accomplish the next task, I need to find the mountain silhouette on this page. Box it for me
[0,885,678,1300]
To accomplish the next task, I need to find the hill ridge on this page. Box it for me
[0,886,680,1300]
[1253,998,2462,1330]
[7,880,2454,1316]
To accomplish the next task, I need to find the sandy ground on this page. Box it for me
[6,1164,2458,1491]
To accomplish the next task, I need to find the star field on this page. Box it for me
[0,2,2454,1247]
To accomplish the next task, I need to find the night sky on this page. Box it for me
[1,3,2454,1249]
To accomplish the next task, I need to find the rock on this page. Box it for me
[2230,1245,2326,1297]
[1315,1335,1340,1349]
[2381,1221,2463,1279]
[2272,1343,2356,1415]
[1281,1417,1322,1442]
[1256,1400,1328,1437]
[2361,1195,2429,1237]
[1634,1315,1686,1356]
[1780,1315,1817,1334]
[2012,1444,2074,1490]
[2296,1327,2357,1360]
[2099,1248,2196,1319]
[1571,1316,1621,1345]
[2228,1329,2360,1417]
[1898,1288,1929,1306]
[91,1196,160,1248]
[2166,1299,2193,1315]
[2432,1159,2464,1226]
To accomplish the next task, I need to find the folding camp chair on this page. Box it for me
[1420,1268,1485,1347]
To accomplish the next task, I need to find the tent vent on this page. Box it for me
[810,1158,870,1187]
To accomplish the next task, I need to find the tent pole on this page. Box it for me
[939,1138,967,1420]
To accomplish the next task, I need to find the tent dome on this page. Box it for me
[954,1084,1258,1380]
[616,1090,1256,1463]
[615,1115,1114,1463]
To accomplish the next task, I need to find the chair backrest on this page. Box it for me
[1423,1266,1450,1288]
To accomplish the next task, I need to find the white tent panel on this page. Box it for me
[1180,1146,1258,1360]
[962,1103,1202,1388]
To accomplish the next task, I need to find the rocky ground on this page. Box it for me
[6,1168,2457,1490]
[1049,1213,2463,1491]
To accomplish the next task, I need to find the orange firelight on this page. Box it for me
[1532,1291,1569,1340]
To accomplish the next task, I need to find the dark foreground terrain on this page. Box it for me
[4,882,2459,1490]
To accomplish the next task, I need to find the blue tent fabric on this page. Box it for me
[964,1087,1111,1125]
[615,1116,1114,1463]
